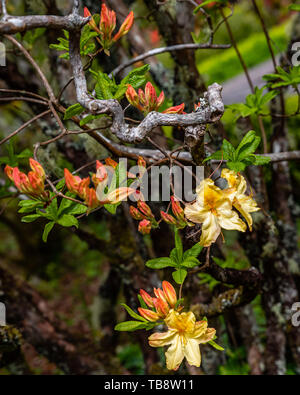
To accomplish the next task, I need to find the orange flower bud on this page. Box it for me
[4,165,14,182]
[140,289,154,308]
[12,167,30,193]
[153,297,169,318]
[84,7,100,33]
[94,160,108,184]
[5,159,48,200]
[145,82,157,109]
[28,171,44,195]
[129,206,145,221]
[156,91,165,109]
[29,158,45,181]
[160,211,177,225]
[84,7,91,18]
[100,3,116,37]
[138,219,151,234]
[113,11,134,42]
[64,168,81,194]
[137,156,146,169]
[105,157,118,169]
[171,196,185,220]
[138,307,159,322]
[85,187,99,209]
[125,85,140,108]
[137,201,154,219]
[154,288,167,303]
[163,103,185,114]
[162,281,177,308]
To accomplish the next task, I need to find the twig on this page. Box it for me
[0,109,51,145]
[110,43,231,77]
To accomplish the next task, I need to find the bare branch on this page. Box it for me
[110,43,231,77]
[0,14,88,35]
[69,30,225,143]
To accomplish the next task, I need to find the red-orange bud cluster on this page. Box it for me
[84,4,134,55]
[5,158,48,201]
[125,82,184,115]
[138,281,177,321]
[160,196,191,229]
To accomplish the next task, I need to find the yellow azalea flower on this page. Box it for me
[148,310,215,370]
[221,169,260,231]
[184,179,246,247]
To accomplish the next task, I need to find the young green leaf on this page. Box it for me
[114,321,149,332]
[138,294,148,309]
[57,214,79,228]
[42,221,55,242]
[208,339,224,351]
[63,103,85,120]
[120,303,147,322]
[146,257,176,269]
[183,243,203,259]
[172,268,187,284]
[174,229,183,263]
[21,214,41,223]
[181,256,200,268]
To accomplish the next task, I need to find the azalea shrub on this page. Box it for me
[0,0,300,377]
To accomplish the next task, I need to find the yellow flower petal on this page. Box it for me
[165,334,185,371]
[184,200,209,224]
[165,310,196,333]
[192,320,208,339]
[199,211,221,247]
[233,197,259,231]
[148,330,176,347]
[197,327,216,344]
[184,338,201,367]
[221,168,260,231]
[217,199,247,232]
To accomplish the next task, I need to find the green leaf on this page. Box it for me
[172,268,187,285]
[21,214,41,223]
[170,247,180,266]
[203,150,224,163]
[120,303,147,322]
[104,203,120,214]
[114,321,148,332]
[138,295,148,309]
[208,340,224,351]
[181,256,200,268]
[227,161,247,172]
[64,103,85,120]
[252,155,271,165]
[46,198,58,220]
[146,257,176,269]
[58,198,87,216]
[183,243,203,259]
[92,70,116,100]
[236,130,261,160]
[289,4,300,11]
[222,139,236,160]
[120,65,150,90]
[18,200,43,214]
[174,229,183,263]
[42,221,55,242]
[17,148,33,159]
[57,214,79,228]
